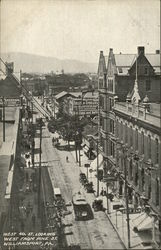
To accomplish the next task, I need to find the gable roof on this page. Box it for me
[115,54,136,67]
[55,91,82,100]
[55,91,68,100]
[114,53,160,75]
[146,54,160,74]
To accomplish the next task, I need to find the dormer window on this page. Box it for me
[118,67,123,73]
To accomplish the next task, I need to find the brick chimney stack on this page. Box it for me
[156,50,160,54]
[137,46,145,55]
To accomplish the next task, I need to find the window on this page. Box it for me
[118,67,123,73]
[110,141,115,158]
[156,178,159,206]
[144,67,148,75]
[130,126,133,147]
[155,138,159,164]
[108,78,114,92]
[135,163,139,186]
[125,124,128,143]
[99,78,103,89]
[120,121,123,140]
[115,120,118,137]
[110,119,114,134]
[141,168,145,191]
[141,131,144,154]
[109,98,114,110]
[146,80,151,91]
[135,129,138,150]
[148,135,151,159]
[129,160,133,181]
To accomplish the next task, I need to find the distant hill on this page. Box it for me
[1,52,97,74]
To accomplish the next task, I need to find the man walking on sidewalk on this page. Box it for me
[32,213,36,228]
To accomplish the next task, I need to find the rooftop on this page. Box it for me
[0,107,20,222]
[0,76,21,98]
[114,53,160,75]
[55,91,82,100]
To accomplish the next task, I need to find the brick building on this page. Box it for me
[64,91,98,118]
[97,46,161,241]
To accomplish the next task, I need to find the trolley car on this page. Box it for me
[72,192,89,220]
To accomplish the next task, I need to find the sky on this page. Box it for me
[0,0,160,63]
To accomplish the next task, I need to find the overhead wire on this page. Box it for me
[0,57,51,118]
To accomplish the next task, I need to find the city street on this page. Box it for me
[40,123,125,249]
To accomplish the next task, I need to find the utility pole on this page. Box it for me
[124,147,131,249]
[74,109,78,163]
[31,101,33,124]
[106,181,109,213]
[77,106,81,167]
[38,118,42,217]
[2,96,5,142]
[97,139,99,197]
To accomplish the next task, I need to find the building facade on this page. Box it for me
[64,91,98,118]
[97,46,161,240]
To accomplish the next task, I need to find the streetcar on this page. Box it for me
[72,192,90,220]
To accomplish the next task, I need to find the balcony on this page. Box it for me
[114,102,160,128]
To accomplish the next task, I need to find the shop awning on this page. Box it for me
[83,145,89,153]
[132,213,153,231]
[90,154,103,170]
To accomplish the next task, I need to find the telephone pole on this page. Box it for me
[2,96,5,142]
[124,147,131,249]
[38,118,42,217]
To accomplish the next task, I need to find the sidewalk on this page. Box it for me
[70,148,144,249]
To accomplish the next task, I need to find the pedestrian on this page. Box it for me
[26,207,30,217]
[32,214,36,228]
[20,220,25,231]
[100,187,104,196]
[66,156,68,162]
[26,172,29,182]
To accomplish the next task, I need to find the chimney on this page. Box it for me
[137,46,145,55]
[110,48,113,52]
[156,50,160,54]
[6,62,14,76]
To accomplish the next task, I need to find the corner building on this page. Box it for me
[97,46,161,236]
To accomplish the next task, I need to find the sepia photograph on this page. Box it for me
[0,0,160,249]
